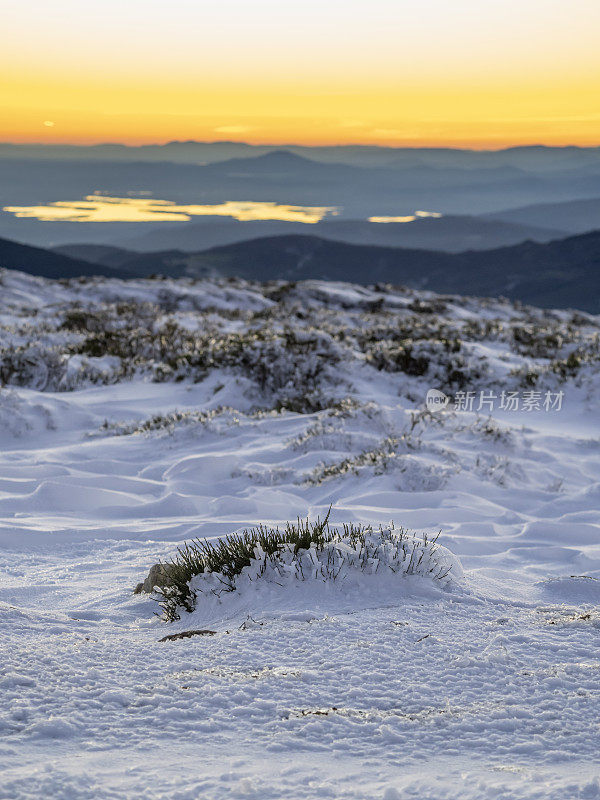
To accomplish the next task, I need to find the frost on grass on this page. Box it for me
[151,512,462,621]
[98,406,238,437]
[306,436,402,484]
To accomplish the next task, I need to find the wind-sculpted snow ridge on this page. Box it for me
[155,520,462,621]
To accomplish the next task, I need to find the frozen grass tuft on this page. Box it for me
[155,510,337,619]
[152,510,459,621]
[305,437,402,485]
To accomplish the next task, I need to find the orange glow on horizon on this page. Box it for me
[2,0,599,149]
[3,76,599,149]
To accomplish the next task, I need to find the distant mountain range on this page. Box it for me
[1,143,599,311]
[2,141,600,170]
[0,237,123,280]
[149,231,600,312]
[118,213,563,254]
[2,146,599,250]
[37,230,600,313]
[52,243,194,280]
[486,197,600,235]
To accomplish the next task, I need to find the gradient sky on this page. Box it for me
[2,0,600,147]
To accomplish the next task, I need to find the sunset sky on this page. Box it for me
[2,0,600,148]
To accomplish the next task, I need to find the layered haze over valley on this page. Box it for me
[3,144,600,251]
[1,142,600,311]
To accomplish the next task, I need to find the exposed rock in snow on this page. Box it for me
[134,562,180,594]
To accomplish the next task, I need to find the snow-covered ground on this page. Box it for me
[1,268,599,799]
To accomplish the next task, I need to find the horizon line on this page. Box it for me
[2,139,600,152]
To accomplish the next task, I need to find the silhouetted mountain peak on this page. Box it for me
[213,149,323,173]
[261,149,313,164]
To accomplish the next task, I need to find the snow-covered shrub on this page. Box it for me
[511,325,566,358]
[97,406,236,437]
[0,345,127,391]
[151,513,461,621]
[365,338,474,390]
[0,389,56,437]
[512,345,600,387]
[0,345,65,390]
[3,273,599,410]
[366,341,430,376]
[68,318,341,409]
[353,317,472,390]
[306,436,403,484]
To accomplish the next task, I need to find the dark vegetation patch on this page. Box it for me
[159,629,217,642]
[1,280,598,399]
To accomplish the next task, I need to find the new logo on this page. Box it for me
[425,388,449,412]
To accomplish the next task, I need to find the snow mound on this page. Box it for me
[537,575,600,604]
[159,526,463,622]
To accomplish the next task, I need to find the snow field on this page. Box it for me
[1,270,599,798]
